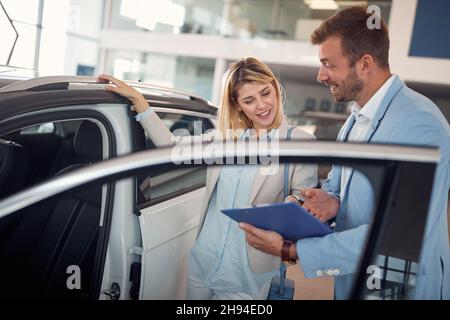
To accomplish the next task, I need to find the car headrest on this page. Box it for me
[73,121,102,161]
[0,139,29,198]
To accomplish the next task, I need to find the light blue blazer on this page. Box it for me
[297,75,450,299]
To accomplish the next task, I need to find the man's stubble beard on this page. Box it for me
[335,68,364,103]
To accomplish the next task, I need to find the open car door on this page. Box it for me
[0,141,440,299]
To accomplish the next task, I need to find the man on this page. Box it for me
[240,5,450,299]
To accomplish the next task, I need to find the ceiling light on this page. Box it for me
[304,0,338,10]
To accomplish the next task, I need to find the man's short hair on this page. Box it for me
[311,5,390,69]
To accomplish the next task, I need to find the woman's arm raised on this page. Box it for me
[97,74,214,147]
[98,74,149,113]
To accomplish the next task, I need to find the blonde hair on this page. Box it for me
[217,57,286,137]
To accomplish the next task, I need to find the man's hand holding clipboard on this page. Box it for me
[224,188,340,260]
[298,189,340,223]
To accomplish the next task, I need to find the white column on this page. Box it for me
[38,0,70,76]
[97,0,113,74]
[271,0,281,30]
[220,0,234,37]
[212,58,227,105]
[34,0,44,77]
[101,0,113,29]
[214,0,232,104]
[97,49,107,74]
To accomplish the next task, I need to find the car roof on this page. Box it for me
[0,76,218,120]
[0,78,20,89]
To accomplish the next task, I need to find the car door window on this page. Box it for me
[20,122,55,134]
[0,119,112,299]
[137,112,213,207]
[0,120,82,197]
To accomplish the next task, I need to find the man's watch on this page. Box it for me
[281,240,296,264]
[288,194,305,204]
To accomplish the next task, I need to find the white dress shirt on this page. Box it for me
[340,75,396,197]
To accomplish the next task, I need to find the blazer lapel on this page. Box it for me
[338,114,356,142]
[205,166,221,201]
[363,75,404,143]
[248,120,290,204]
[248,165,279,204]
[341,76,405,208]
[199,165,221,227]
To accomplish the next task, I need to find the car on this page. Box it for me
[0,76,439,300]
[0,75,216,195]
[0,75,216,299]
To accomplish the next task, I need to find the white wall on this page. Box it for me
[99,31,320,66]
[38,0,70,75]
[63,35,100,75]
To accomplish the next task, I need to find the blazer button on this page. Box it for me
[326,269,334,276]
[333,269,340,276]
[316,270,323,277]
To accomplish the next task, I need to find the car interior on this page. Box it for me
[0,120,95,196]
[0,110,214,299]
[0,119,105,299]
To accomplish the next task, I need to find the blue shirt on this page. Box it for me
[188,130,277,295]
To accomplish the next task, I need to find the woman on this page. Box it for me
[98,57,317,299]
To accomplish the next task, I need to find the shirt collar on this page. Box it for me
[356,74,396,122]
[241,128,274,141]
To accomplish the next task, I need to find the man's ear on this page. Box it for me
[358,54,375,76]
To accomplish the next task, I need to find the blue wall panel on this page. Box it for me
[409,0,450,59]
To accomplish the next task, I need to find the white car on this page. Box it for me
[0,77,439,300]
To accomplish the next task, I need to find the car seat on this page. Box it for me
[0,120,104,299]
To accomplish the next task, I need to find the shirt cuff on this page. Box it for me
[134,106,154,122]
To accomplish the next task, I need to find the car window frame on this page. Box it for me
[130,106,215,209]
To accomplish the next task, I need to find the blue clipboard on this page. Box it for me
[221,202,333,241]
